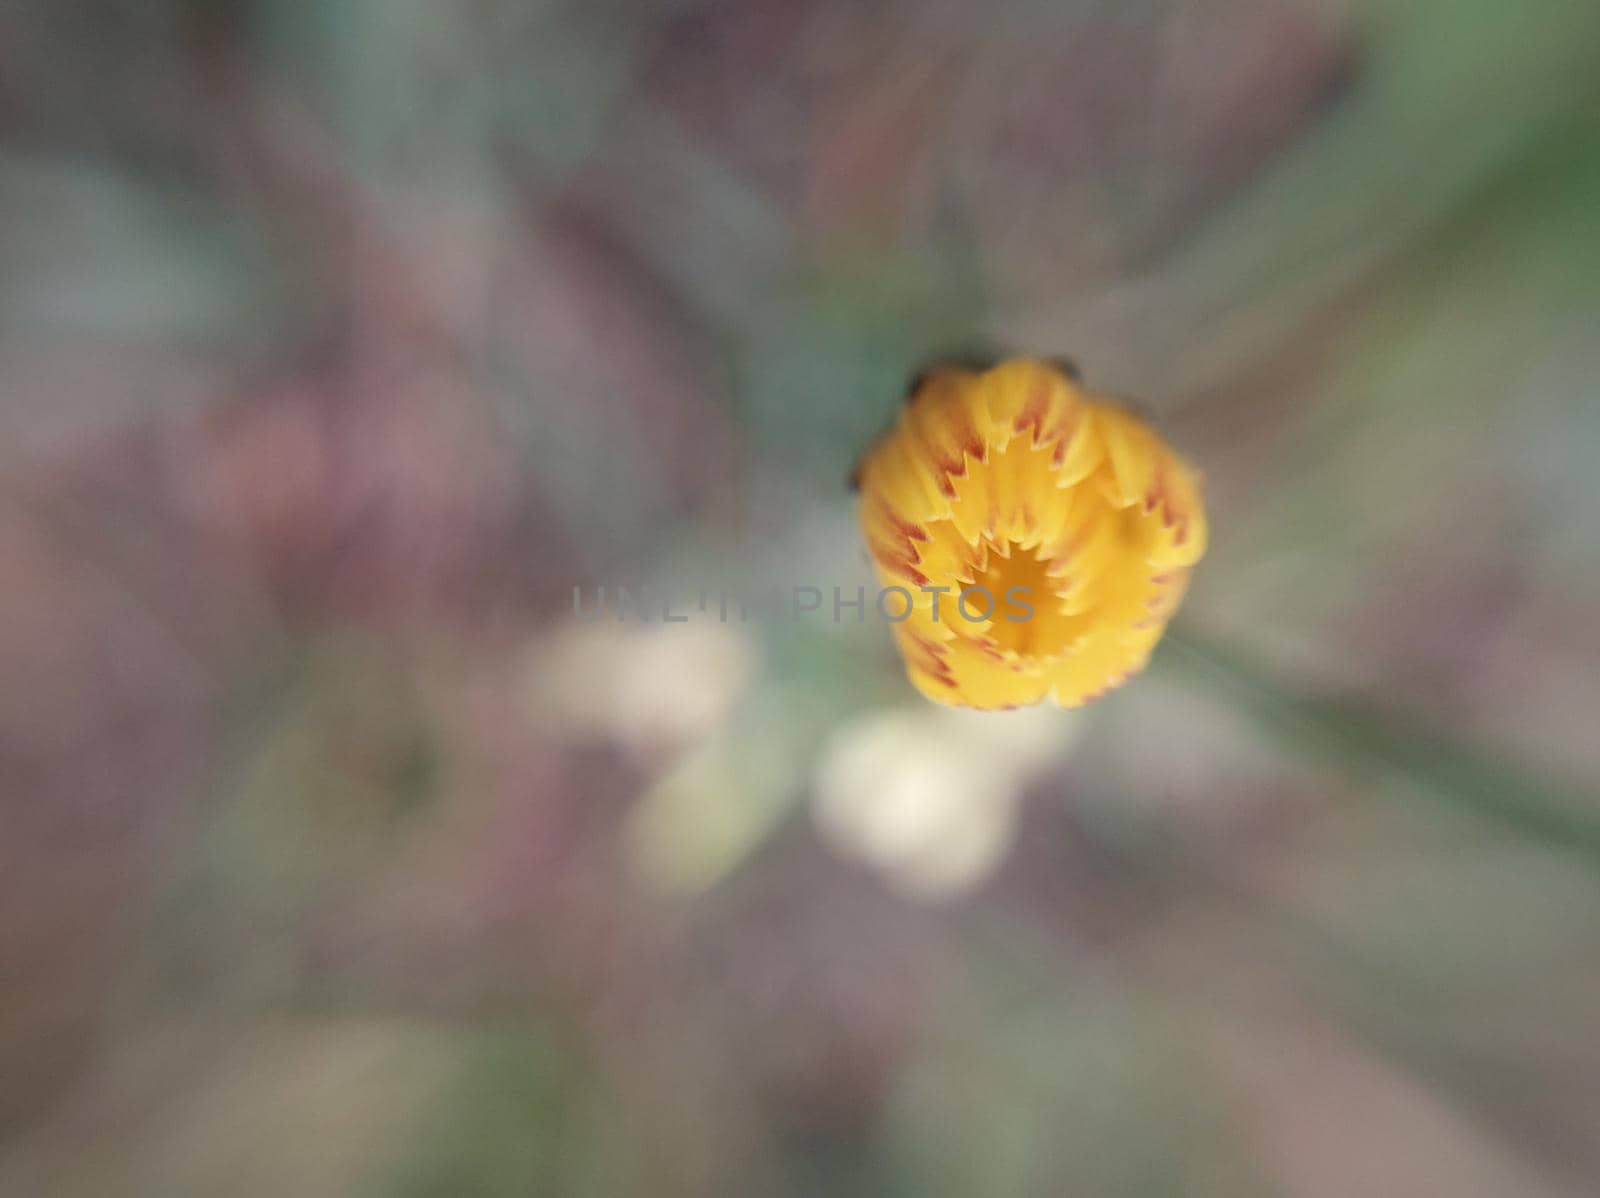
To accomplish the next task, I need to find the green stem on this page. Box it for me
[1160,626,1600,864]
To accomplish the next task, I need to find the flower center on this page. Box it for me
[969,539,1080,659]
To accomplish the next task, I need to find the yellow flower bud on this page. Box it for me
[854,358,1207,710]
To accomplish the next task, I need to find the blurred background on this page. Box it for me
[3,0,1600,1194]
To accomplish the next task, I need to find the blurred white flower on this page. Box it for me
[813,706,1079,901]
[524,619,757,759]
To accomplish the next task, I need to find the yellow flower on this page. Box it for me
[854,357,1207,710]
